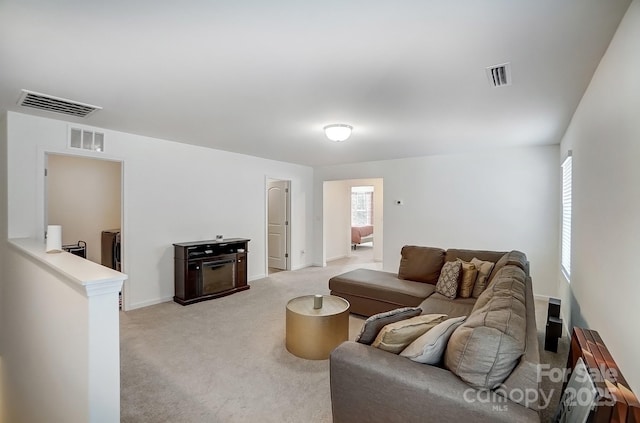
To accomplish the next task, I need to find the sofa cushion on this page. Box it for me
[419,294,476,319]
[499,274,541,410]
[355,307,423,345]
[487,250,528,284]
[371,314,447,354]
[471,258,495,298]
[398,246,445,284]
[493,265,527,287]
[329,269,436,307]
[444,276,527,390]
[474,265,527,313]
[445,249,506,264]
[400,316,467,364]
[458,260,477,298]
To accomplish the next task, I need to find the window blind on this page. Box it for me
[351,187,374,226]
[561,153,573,279]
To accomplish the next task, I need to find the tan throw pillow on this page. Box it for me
[371,314,447,354]
[400,316,467,364]
[355,307,423,345]
[457,260,478,298]
[435,261,461,299]
[471,258,495,298]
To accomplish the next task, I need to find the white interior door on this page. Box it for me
[267,180,289,270]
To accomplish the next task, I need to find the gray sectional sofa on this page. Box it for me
[329,246,541,423]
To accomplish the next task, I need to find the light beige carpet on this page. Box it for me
[121,248,568,422]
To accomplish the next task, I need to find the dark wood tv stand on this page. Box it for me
[173,238,250,305]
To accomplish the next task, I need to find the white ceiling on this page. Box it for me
[0,0,631,166]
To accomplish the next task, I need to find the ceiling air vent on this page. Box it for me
[17,89,102,118]
[486,63,512,88]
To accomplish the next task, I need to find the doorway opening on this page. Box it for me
[323,178,383,267]
[45,153,125,307]
[266,178,291,275]
[350,185,374,250]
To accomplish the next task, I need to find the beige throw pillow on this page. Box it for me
[400,316,467,364]
[458,260,478,298]
[371,314,447,354]
[435,261,462,299]
[471,258,495,298]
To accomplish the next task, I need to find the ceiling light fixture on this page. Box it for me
[324,124,353,142]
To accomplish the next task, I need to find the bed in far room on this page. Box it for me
[351,225,373,249]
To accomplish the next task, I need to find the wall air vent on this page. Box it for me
[17,89,102,118]
[486,63,512,88]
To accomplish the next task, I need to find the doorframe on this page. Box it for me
[264,176,291,276]
[37,146,128,310]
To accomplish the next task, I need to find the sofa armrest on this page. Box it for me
[330,341,539,423]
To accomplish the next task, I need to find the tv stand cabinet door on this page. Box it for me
[236,252,247,288]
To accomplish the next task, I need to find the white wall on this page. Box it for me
[323,178,383,263]
[2,246,90,423]
[6,112,315,309]
[47,154,122,264]
[314,145,560,297]
[558,0,640,395]
[1,241,124,423]
[0,112,7,415]
[2,248,90,423]
[323,180,351,261]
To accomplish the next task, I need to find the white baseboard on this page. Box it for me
[533,294,571,339]
[561,319,571,340]
[534,294,552,302]
[327,254,348,262]
[291,263,313,271]
[248,273,267,282]
[128,295,174,311]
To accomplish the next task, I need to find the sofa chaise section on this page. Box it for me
[329,268,436,316]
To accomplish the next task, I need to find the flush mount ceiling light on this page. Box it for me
[324,124,353,142]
